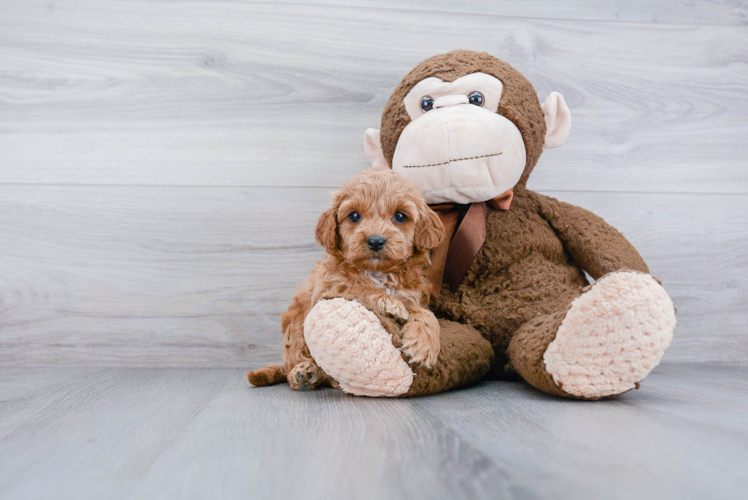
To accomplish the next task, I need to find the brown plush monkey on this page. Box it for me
[305,50,675,399]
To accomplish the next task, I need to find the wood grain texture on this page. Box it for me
[0,368,230,500]
[0,186,745,366]
[256,0,748,26]
[0,365,746,499]
[0,1,746,193]
[0,185,326,367]
[0,1,746,367]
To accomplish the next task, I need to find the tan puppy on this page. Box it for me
[248,168,445,390]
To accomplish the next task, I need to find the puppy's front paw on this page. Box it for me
[401,318,440,368]
[376,295,409,321]
[288,361,324,391]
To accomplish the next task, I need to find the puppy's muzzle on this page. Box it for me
[366,235,386,252]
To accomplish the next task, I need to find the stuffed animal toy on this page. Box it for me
[304,50,677,399]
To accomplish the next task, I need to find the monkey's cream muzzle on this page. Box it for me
[391,95,526,205]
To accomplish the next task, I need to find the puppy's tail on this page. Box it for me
[247,364,286,386]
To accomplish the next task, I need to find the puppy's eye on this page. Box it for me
[348,212,362,223]
[420,96,434,112]
[392,212,407,223]
[468,91,484,107]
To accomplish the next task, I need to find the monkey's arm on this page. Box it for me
[528,191,648,280]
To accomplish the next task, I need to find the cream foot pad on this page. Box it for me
[304,298,413,397]
[544,272,676,398]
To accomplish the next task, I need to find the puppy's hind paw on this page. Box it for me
[288,361,324,391]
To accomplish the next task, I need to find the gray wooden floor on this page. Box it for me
[0,364,746,500]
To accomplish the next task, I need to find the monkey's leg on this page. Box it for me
[304,299,493,397]
[507,271,676,399]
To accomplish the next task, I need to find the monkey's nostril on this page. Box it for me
[366,235,386,251]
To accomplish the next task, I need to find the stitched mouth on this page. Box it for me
[401,152,502,169]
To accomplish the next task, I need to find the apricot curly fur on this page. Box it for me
[248,168,446,390]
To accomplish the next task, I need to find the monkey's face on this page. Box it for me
[392,73,525,204]
[364,51,571,206]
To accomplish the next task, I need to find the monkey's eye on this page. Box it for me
[393,212,407,223]
[420,96,434,112]
[468,91,484,107]
[348,212,362,223]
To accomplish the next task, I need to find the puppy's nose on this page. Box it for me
[366,235,386,251]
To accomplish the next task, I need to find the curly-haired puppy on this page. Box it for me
[248,168,445,391]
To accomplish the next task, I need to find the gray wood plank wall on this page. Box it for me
[1,0,746,367]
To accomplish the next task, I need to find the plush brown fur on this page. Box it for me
[248,168,446,390]
[403,319,494,396]
[381,50,546,187]
[433,187,648,385]
[379,50,653,399]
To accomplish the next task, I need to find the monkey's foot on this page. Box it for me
[543,271,676,399]
[304,298,413,397]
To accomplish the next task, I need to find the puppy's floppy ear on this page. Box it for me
[315,207,338,253]
[415,205,445,251]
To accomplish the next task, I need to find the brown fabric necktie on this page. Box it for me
[444,201,487,291]
[426,188,514,297]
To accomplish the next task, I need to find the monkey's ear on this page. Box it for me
[415,207,445,252]
[541,92,571,149]
[364,129,389,168]
[315,207,338,253]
